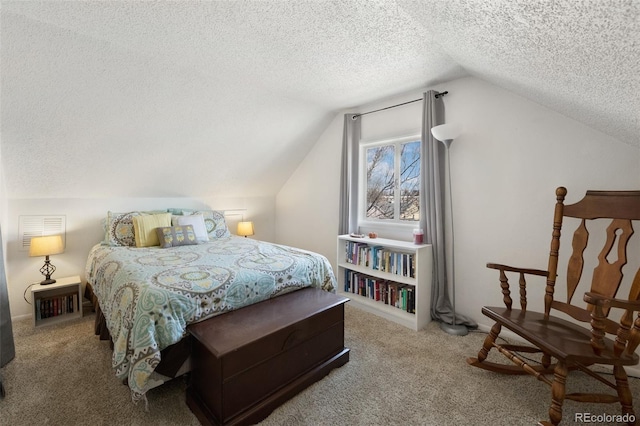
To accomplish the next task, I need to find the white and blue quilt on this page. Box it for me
[85,236,336,402]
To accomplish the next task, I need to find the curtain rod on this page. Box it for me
[351,91,448,120]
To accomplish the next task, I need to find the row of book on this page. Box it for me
[344,269,416,314]
[35,293,79,320]
[343,241,416,278]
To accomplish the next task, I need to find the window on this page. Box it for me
[361,136,420,224]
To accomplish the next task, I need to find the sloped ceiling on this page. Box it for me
[1,1,638,199]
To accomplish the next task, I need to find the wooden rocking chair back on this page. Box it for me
[468,187,640,426]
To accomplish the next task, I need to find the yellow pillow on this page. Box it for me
[132,213,172,247]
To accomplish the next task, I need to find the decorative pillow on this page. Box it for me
[175,214,209,242]
[182,210,231,240]
[132,213,172,247]
[105,211,145,247]
[166,208,189,215]
[155,225,198,248]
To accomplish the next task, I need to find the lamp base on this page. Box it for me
[38,257,57,285]
[440,321,469,336]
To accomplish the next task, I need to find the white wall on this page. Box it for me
[6,195,275,318]
[274,113,342,260]
[275,76,640,330]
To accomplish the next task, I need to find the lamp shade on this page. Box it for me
[29,235,64,257]
[237,221,255,237]
[430,123,462,142]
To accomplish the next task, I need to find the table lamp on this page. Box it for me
[237,221,254,238]
[29,235,64,285]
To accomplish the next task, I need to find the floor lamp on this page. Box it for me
[431,123,468,336]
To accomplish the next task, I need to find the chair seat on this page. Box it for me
[482,306,639,366]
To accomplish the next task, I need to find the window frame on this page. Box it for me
[358,133,422,230]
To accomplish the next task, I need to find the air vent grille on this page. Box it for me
[18,215,66,251]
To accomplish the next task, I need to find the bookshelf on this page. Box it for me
[31,275,83,327]
[337,235,432,331]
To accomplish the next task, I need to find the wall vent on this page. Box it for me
[18,215,66,251]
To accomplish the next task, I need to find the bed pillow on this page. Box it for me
[175,214,209,242]
[166,208,190,215]
[182,210,231,240]
[105,211,144,247]
[104,210,169,246]
[132,213,172,247]
[155,225,198,248]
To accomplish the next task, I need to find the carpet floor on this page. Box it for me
[1,305,638,425]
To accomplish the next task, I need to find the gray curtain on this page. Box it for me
[420,91,476,327]
[338,113,361,235]
[0,225,15,368]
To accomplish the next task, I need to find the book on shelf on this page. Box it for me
[343,240,416,278]
[342,268,416,315]
[36,293,79,320]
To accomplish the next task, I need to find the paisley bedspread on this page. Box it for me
[85,236,336,402]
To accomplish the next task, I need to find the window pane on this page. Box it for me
[366,145,395,220]
[400,141,420,221]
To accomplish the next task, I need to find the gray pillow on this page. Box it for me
[155,225,198,248]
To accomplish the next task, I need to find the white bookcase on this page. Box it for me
[31,275,83,327]
[337,235,432,331]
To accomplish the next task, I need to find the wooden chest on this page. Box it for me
[186,288,350,426]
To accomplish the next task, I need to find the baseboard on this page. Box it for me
[475,323,640,378]
[10,313,31,322]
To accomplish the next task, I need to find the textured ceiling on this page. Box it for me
[401,0,640,149]
[1,1,638,199]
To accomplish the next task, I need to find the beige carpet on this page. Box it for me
[1,305,638,426]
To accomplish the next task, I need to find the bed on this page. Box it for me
[84,209,336,404]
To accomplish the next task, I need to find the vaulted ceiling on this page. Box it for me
[1,1,638,199]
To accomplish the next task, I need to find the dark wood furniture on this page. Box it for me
[186,288,350,426]
[468,187,640,426]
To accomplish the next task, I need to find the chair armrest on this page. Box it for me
[486,263,548,277]
[584,292,640,311]
[584,292,640,357]
[486,263,548,311]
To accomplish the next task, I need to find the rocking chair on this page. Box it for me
[467,187,640,426]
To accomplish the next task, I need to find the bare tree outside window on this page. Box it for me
[400,141,420,220]
[366,145,395,219]
[365,140,420,221]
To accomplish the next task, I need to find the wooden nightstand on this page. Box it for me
[31,275,83,327]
